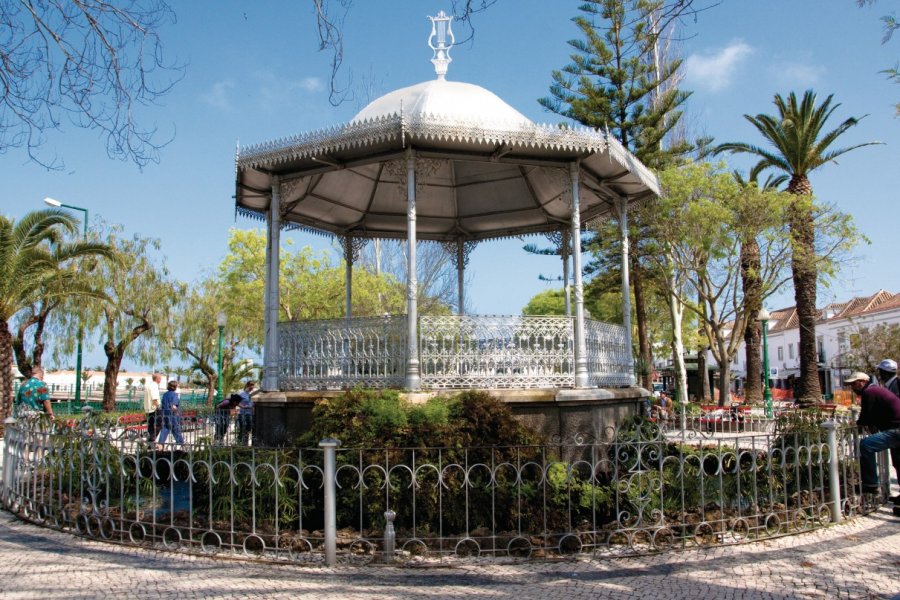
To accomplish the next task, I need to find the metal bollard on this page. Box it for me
[820,420,842,523]
[383,509,396,563]
[319,437,341,566]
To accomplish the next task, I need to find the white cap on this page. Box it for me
[844,372,870,384]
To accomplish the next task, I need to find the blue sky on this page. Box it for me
[3,1,898,369]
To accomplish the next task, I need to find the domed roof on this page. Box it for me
[352,79,532,126]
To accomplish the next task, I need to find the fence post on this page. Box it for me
[820,420,842,523]
[319,437,341,566]
[2,417,16,504]
[383,509,396,563]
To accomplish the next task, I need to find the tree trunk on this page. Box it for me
[741,237,763,404]
[199,366,216,407]
[788,177,821,405]
[0,320,14,420]
[666,284,689,406]
[632,258,653,389]
[717,359,732,407]
[102,352,123,412]
[698,349,711,404]
[696,272,711,403]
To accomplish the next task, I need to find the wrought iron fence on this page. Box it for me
[1,413,885,567]
[279,315,408,390]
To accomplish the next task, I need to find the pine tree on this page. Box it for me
[539,0,693,388]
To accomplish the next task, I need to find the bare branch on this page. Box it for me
[0,0,183,168]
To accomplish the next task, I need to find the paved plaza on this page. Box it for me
[0,508,899,599]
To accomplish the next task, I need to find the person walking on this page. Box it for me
[236,381,256,446]
[845,371,900,495]
[14,366,54,419]
[143,373,162,447]
[214,393,239,444]
[158,380,184,448]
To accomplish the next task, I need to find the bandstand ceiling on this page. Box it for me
[234,73,659,243]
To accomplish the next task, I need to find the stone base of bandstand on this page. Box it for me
[253,387,650,447]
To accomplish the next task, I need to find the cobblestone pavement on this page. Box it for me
[1,508,899,599]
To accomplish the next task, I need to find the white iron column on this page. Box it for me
[456,240,465,315]
[562,229,571,317]
[570,163,589,388]
[405,151,421,389]
[616,197,635,385]
[344,236,353,318]
[262,176,281,392]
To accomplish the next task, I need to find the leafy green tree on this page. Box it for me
[647,162,794,404]
[217,229,435,350]
[169,277,252,406]
[12,298,59,378]
[716,91,881,404]
[0,209,114,418]
[72,224,180,411]
[539,0,694,388]
[522,289,568,316]
[844,323,900,373]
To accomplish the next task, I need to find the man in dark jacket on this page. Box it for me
[876,359,900,500]
[847,371,900,494]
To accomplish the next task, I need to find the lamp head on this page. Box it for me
[757,307,771,322]
[43,197,62,208]
[216,312,227,328]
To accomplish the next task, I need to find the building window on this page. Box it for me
[817,336,825,362]
[788,343,794,359]
[778,346,784,361]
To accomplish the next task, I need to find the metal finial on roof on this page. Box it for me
[428,11,454,80]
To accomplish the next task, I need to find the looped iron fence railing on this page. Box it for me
[1,412,886,566]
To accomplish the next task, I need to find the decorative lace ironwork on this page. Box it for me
[236,114,660,197]
[440,239,478,269]
[278,315,408,390]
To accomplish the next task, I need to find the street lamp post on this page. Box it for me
[758,308,773,418]
[216,312,226,402]
[44,197,89,408]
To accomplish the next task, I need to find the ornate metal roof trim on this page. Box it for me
[235,206,334,237]
[236,113,659,195]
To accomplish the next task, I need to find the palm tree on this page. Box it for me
[0,209,115,419]
[717,90,881,405]
[733,169,788,405]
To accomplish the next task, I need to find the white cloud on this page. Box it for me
[256,74,325,111]
[685,41,754,92]
[201,80,235,110]
[769,61,826,88]
[296,77,324,93]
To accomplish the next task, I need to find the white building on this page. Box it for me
[733,290,900,399]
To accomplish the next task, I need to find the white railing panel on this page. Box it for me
[279,316,408,389]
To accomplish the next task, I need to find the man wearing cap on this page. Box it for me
[876,359,900,500]
[879,359,899,396]
[846,371,900,495]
